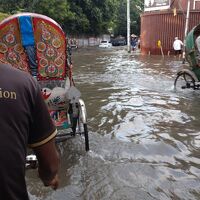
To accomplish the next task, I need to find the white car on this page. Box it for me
[99,40,112,48]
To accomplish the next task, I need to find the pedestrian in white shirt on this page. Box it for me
[173,37,183,58]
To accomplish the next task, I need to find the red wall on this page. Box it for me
[140,0,200,55]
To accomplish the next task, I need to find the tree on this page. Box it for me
[113,0,143,37]
[67,0,118,35]
[0,0,143,36]
[0,12,9,21]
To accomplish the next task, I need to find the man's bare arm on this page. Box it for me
[33,138,60,189]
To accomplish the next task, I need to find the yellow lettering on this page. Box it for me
[10,92,16,99]
[0,88,17,100]
[3,91,10,98]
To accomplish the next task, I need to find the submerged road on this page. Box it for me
[27,46,200,200]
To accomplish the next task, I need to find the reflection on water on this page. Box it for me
[28,47,200,200]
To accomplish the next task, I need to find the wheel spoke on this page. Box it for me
[174,73,195,91]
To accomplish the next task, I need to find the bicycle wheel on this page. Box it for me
[174,72,195,91]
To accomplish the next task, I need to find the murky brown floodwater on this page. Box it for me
[27,46,200,200]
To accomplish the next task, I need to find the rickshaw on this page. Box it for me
[0,13,89,167]
[174,23,200,90]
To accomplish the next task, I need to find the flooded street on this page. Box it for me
[27,47,200,200]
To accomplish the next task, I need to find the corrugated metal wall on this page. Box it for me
[140,11,200,55]
[196,2,200,9]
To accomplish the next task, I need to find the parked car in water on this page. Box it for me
[111,37,127,46]
[99,40,112,48]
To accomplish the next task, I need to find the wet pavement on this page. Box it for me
[27,46,200,200]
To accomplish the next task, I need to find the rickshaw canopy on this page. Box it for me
[185,24,200,68]
[0,12,67,80]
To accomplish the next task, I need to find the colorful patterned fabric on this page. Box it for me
[0,18,30,72]
[33,17,66,80]
[0,13,67,80]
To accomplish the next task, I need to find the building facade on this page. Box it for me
[140,0,200,55]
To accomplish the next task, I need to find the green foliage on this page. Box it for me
[67,0,118,35]
[33,0,75,28]
[113,0,143,37]
[0,12,9,22]
[0,0,143,36]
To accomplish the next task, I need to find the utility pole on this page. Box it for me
[183,0,191,63]
[127,0,131,53]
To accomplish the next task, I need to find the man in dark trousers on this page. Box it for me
[0,63,60,200]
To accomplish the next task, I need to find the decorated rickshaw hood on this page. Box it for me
[0,12,67,80]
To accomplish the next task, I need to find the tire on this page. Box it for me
[174,72,195,91]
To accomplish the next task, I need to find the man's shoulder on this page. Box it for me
[0,63,35,81]
[0,63,38,91]
[1,63,27,74]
